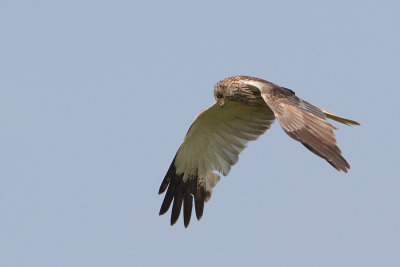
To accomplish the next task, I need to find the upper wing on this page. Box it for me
[158,101,275,227]
[261,86,356,172]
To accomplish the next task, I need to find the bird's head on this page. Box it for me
[214,76,264,107]
[213,82,228,108]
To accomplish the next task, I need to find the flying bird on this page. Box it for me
[158,76,360,227]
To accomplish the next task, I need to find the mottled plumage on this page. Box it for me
[159,76,360,227]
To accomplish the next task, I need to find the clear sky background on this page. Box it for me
[1,1,399,266]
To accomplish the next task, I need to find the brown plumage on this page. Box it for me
[159,76,360,227]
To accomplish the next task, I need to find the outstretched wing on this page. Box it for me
[159,101,275,227]
[261,86,354,172]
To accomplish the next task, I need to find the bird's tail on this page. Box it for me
[318,107,360,126]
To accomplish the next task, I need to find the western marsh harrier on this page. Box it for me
[158,76,360,227]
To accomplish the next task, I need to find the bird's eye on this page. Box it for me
[216,92,223,99]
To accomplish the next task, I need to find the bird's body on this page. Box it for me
[159,76,360,227]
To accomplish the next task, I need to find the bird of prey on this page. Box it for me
[158,76,360,227]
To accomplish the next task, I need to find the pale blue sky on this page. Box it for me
[1,0,399,266]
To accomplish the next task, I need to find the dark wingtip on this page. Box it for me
[170,214,179,226]
[194,187,207,221]
[158,185,167,195]
[158,175,171,195]
[159,155,208,227]
[194,198,204,220]
[159,157,177,195]
[183,195,193,228]
[159,184,175,216]
[170,196,183,226]
[159,198,172,216]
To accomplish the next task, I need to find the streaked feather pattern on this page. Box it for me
[159,76,360,227]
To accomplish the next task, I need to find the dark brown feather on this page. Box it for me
[183,195,193,228]
[171,192,183,225]
[158,157,207,227]
[194,196,204,220]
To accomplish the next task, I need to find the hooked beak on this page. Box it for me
[218,98,225,108]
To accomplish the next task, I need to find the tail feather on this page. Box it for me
[318,107,360,126]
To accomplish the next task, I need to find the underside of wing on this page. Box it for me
[159,101,275,227]
[261,86,354,172]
